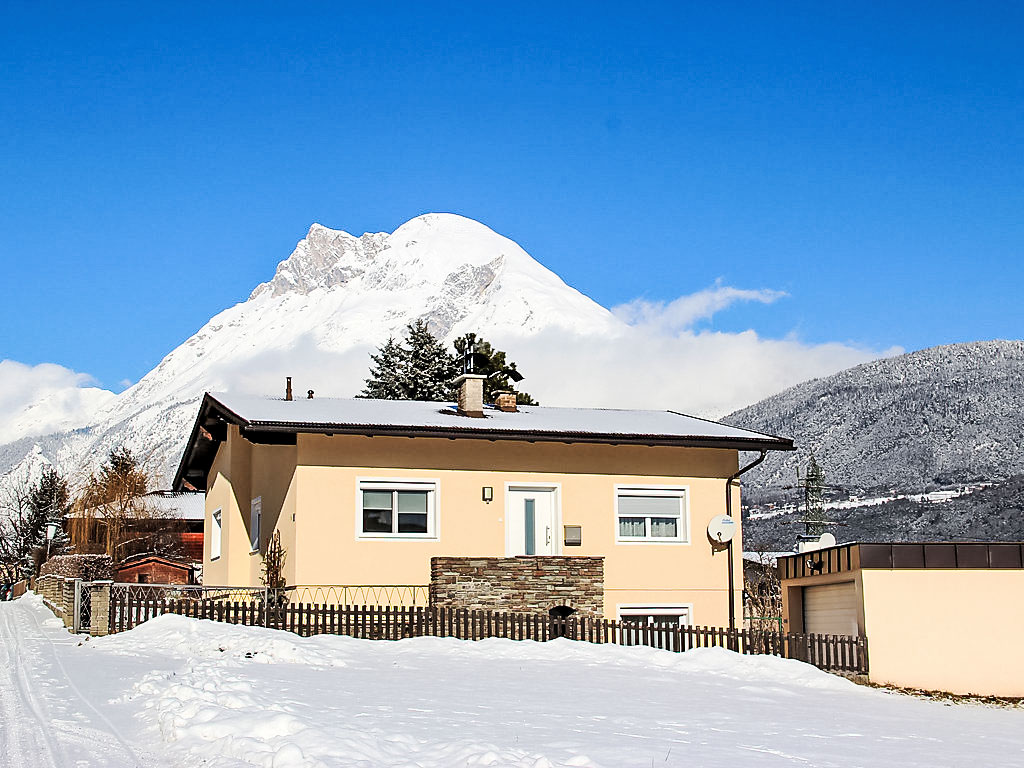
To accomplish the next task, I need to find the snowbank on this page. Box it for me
[84,614,1024,768]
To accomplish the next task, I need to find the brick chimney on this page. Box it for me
[454,374,486,417]
[495,392,518,413]
[285,376,293,401]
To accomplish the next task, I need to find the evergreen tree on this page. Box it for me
[358,324,535,405]
[359,337,409,399]
[404,320,459,401]
[453,333,538,405]
[359,322,458,401]
[25,467,72,574]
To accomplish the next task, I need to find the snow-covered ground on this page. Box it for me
[1,594,1022,768]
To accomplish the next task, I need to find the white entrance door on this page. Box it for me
[507,488,558,556]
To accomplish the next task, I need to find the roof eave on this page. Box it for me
[243,419,795,451]
[172,394,250,492]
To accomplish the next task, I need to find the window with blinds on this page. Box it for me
[615,488,687,542]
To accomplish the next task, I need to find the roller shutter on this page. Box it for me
[803,582,858,636]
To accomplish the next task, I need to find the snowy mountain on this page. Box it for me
[725,340,1024,548]
[1,214,622,483]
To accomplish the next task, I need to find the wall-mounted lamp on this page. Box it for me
[482,486,494,503]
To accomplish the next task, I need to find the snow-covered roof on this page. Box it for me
[209,392,790,445]
[742,551,795,566]
[174,392,793,490]
[143,491,205,521]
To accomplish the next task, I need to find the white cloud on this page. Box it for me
[494,281,899,417]
[0,360,116,444]
[197,282,897,419]
[507,327,897,418]
[612,282,787,334]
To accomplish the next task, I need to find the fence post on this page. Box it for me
[72,579,83,633]
[89,581,113,636]
[263,587,269,628]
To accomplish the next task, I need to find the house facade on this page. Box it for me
[174,378,792,626]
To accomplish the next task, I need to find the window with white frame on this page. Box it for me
[615,487,687,542]
[210,509,222,560]
[250,497,261,552]
[358,480,437,538]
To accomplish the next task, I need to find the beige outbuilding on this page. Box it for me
[779,541,1024,696]
[174,379,792,627]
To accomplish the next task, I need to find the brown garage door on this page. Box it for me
[803,582,858,636]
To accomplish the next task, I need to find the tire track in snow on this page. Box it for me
[21,598,146,767]
[0,605,65,768]
[0,599,148,768]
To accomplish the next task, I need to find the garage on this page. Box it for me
[802,582,858,636]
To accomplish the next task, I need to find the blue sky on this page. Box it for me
[1,2,1022,391]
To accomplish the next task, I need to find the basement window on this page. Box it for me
[615,486,688,543]
[358,480,438,539]
[617,605,692,626]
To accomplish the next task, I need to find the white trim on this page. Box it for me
[503,482,562,556]
[250,496,262,553]
[613,484,691,545]
[355,477,441,540]
[615,602,694,626]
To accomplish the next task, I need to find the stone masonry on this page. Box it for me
[430,556,604,616]
[89,581,113,637]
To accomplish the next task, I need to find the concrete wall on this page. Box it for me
[781,564,1024,696]
[860,569,1024,696]
[204,430,744,624]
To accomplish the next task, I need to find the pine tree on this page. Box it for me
[25,467,72,574]
[453,333,538,405]
[360,322,459,401]
[359,337,409,399]
[404,320,459,401]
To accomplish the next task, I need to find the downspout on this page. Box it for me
[725,450,768,634]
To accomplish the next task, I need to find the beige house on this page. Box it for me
[778,542,1024,696]
[174,376,792,626]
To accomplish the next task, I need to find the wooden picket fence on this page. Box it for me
[109,595,868,674]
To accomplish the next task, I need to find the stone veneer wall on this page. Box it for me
[430,556,604,617]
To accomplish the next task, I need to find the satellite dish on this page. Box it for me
[818,532,837,549]
[707,514,737,544]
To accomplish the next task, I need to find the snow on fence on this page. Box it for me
[107,589,869,675]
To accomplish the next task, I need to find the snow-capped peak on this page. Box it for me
[248,213,572,305]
